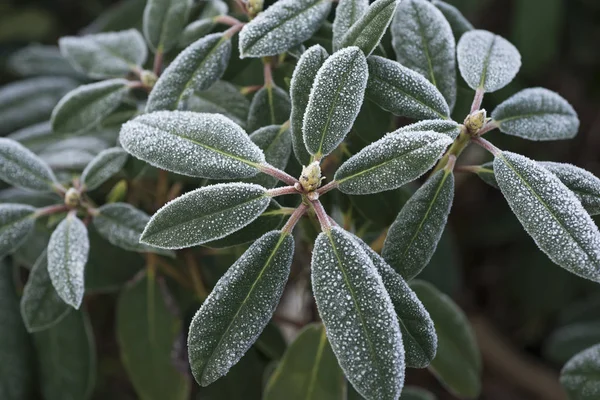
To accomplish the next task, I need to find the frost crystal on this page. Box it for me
[0,138,57,192]
[187,80,250,128]
[81,147,128,191]
[246,125,292,188]
[332,0,369,49]
[0,204,36,258]
[143,0,190,53]
[431,0,473,41]
[247,85,291,133]
[560,343,600,400]
[396,119,460,139]
[540,162,600,216]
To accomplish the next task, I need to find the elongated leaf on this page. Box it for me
[255,322,287,361]
[48,213,90,309]
[180,19,215,48]
[332,0,369,50]
[303,47,368,159]
[245,125,292,188]
[290,45,329,165]
[187,80,250,128]
[0,138,58,191]
[146,33,232,112]
[239,0,332,58]
[117,274,190,400]
[51,79,130,135]
[411,280,481,398]
[335,130,452,194]
[312,227,404,400]
[188,231,294,385]
[366,55,450,120]
[474,162,498,189]
[119,111,265,178]
[247,85,291,133]
[59,29,147,78]
[264,323,345,400]
[545,322,600,364]
[81,147,128,191]
[141,183,270,249]
[494,152,600,283]
[400,386,437,400]
[339,0,398,56]
[143,0,190,53]
[383,170,454,280]
[397,119,460,139]
[560,343,600,400]
[431,0,473,41]
[492,88,579,141]
[0,204,37,258]
[391,0,456,110]
[8,44,81,78]
[8,121,53,153]
[457,30,521,93]
[20,251,70,333]
[540,162,600,216]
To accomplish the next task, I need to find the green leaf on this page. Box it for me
[383,170,454,280]
[141,183,270,249]
[303,46,368,159]
[239,0,332,58]
[391,0,457,110]
[400,386,437,399]
[491,87,579,141]
[119,111,265,179]
[431,0,473,42]
[457,30,521,93]
[20,251,70,333]
[255,322,287,361]
[180,19,216,48]
[332,0,369,50]
[290,45,329,165]
[545,322,600,364]
[474,162,498,189]
[540,162,600,216]
[33,310,96,400]
[349,186,414,227]
[338,0,399,56]
[81,147,128,191]
[335,130,452,194]
[397,119,460,139]
[245,125,292,188]
[187,80,250,128]
[247,85,291,133]
[117,274,191,400]
[312,226,404,400]
[264,323,345,400]
[59,29,147,79]
[560,343,600,400]
[0,204,37,258]
[143,0,190,53]
[7,44,81,78]
[7,121,54,153]
[146,33,232,112]
[366,55,450,120]
[47,213,90,309]
[410,280,481,398]
[51,79,130,135]
[188,230,294,385]
[0,138,58,191]
[494,152,600,283]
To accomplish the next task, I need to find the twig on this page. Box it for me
[472,136,502,156]
[259,163,299,186]
[311,200,331,232]
[267,186,299,197]
[317,180,339,195]
[282,204,307,234]
[214,15,242,27]
[34,204,69,218]
[153,49,164,75]
[471,87,485,113]
[184,251,209,300]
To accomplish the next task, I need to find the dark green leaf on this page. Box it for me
[560,343,600,400]
[8,44,81,78]
[187,80,250,128]
[0,138,58,192]
[143,0,190,53]
[397,119,461,139]
[247,85,291,133]
[7,121,53,153]
[332,0,369,49]
[400,386,437,399]
[245,125,292,188]
[431,0,473,42]
[545,322,600,364]
[0,204,37,258]
[540,162,600,216]
[255,322,287,361]
[180,19,216,48]
[81,147,128,191]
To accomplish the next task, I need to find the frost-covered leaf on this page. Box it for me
[264,323,345,400]
[141,183,270,249]
[494,152,600,283]
[396,119,461,139]
[560,343,600,400]
[119,111,265,179]
[246,125,292,188]
[247,85,291,133]
[59,29,147,79]
[474,162,498,189]
[187,80,250,128]
[383,170,454,280]
[0,138,58,192]
[81,147,128,191]
[391,0,457,110]
[239,0,332,58]
[20,251,70,333]
[47,213,90,309]
[312,226,404,400]
[0,188,59,209]
[457,30,521,93]
[332,0,369,50]
[492,88,579,141]
[399,386,437,400]
[188,231,294,385]
[366,55,450,120]
[540,162,600,216]
[146,33,232,112]
[303,47,368,159]
[180,19,215,48]
[411,280,481,398]
[7,44,81,78]
[545,322,600,364]
[143,0,190,53]
[290,45,329,165]
[338,0,398,56]
[431,0,473,41]
[335,130,452,195]
[7,121,53,153]
[51,79,130,135]
[0,204,37,259]
[117,274,190,400]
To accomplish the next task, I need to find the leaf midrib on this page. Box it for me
[412,2,437,87]
[305,326,328,399]
[478,34,497,89]
[496,111,576,124]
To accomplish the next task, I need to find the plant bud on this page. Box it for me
[247,0,264,18]
[464,109,487,135]
[299,161,324,192]
[140,70,158,89]
[64,187,81,208]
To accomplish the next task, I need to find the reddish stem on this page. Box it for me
[223,23,244,39]
[263,61,273,87]
[282,203,307,234]
[215,15,242,27]
[259,164,299,186]
[34,204,69,218]
[472,137,502,156]
[471,87,485,113]
[445,155,457,172]
[316,180,339,195]
[153,49,164,75]
[312,200,331,232]
[478,120,500,136]
[267,186,299,197]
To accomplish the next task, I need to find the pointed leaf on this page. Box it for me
[81,147,128,191]
[245,125,292,188]
[0,138,58,191]
[143,0,190,53]
[119,111,265,179]
[545,322,600,364]
[255,322,287,361]
[474,162,498,189]
[247,84,291,133]
[188,231,294,385]
[492,87,579,141]
[339,0,398,56]
[303,47,368,159]
[332,0,369,50]
[239,0,332,58]
[8,44,81,78]
[540,162,600,216]
[431,1,473,42]
[180,19,216,48]
[335,130,452,194]
[400,386,437,400]
[457,30,521,93]
[0,204,37,258]
[560,343,600,400]
[396,119,460,139]
[187,80,250,128]
[312,227,404,400]
[494,152,600,283]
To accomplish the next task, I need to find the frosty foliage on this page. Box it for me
[7,44,81,78]
[457,30,521,93]
[332,0,369,50]
[47,214,90,309]
[391,0,456,110]
[311,227,404,400]
[540,162,600,216]
[143,0,190,53]
[0,138,58,192]
[431,0,473,41]
[119,111,265,179]
[366,55,450,120]
[246,125,292,188]
[179,20,216,48]
[492,87,580,141]
[396,119,461,139]
[7,121,53,153]
[383,170,454,281]
[239,0,332,58]
[187,80,250,128]
[335,130,452,195]
[494,152,600,283]
[0,203,36,258]
[59,29,147,79]
[81,147,128,191]
[247,85,291,133]
[141,183,270,249]
[146,33,232,112]
[560,343,600,400]
[188,231,294,386]
[303,47,368,159]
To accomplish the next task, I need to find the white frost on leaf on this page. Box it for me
[247,85,291,133]
[187,80,250,129]
[332,0,370,50]
[396,119,460,139]
[540,161,600,216]
[143,0,190,53]
[0,138,58,192]
[81,147,128,191]
[560,343,600,400]
[0,203,36,258]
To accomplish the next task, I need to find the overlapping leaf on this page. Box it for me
[0,138,58,191]
[246,125,292,188]
[247,85,291,133]
[540,162,600,216]
[0,204,37,258]
[8,44,81,78]
[187,80,250,128]
[332,0,369,50]
[81,147,128,191]
[431,0,473,41]
[560,343,600,400]
[143,0,190,53]
[396,119,460,139]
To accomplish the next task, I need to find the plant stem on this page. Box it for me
[316,180,338,195]
[155,258,193,289]
[223,23,244,39]
[445,154,457,172]
[263,60,273,87]
[267,186,299,197]
[282,204,307,234]
[311,200,331,232]
[471,87,485,113]
[214,15,242,27]
[153,49,164,75]
[478,120,500,136]
[34,204,69,218]
[472,137,502,156]
[258,163,299,186]
[184,251,208,300]
[240,85,263,95]
[431,126,470,175]
[455,165,487,174]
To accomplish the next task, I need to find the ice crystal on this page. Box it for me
[396,119,460,139]
[0,138,57,192]
[81,147,128,191]
[0,204,36,258]
[332,0,369,49]
[560,343,600,400]
[540,161,600,216]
